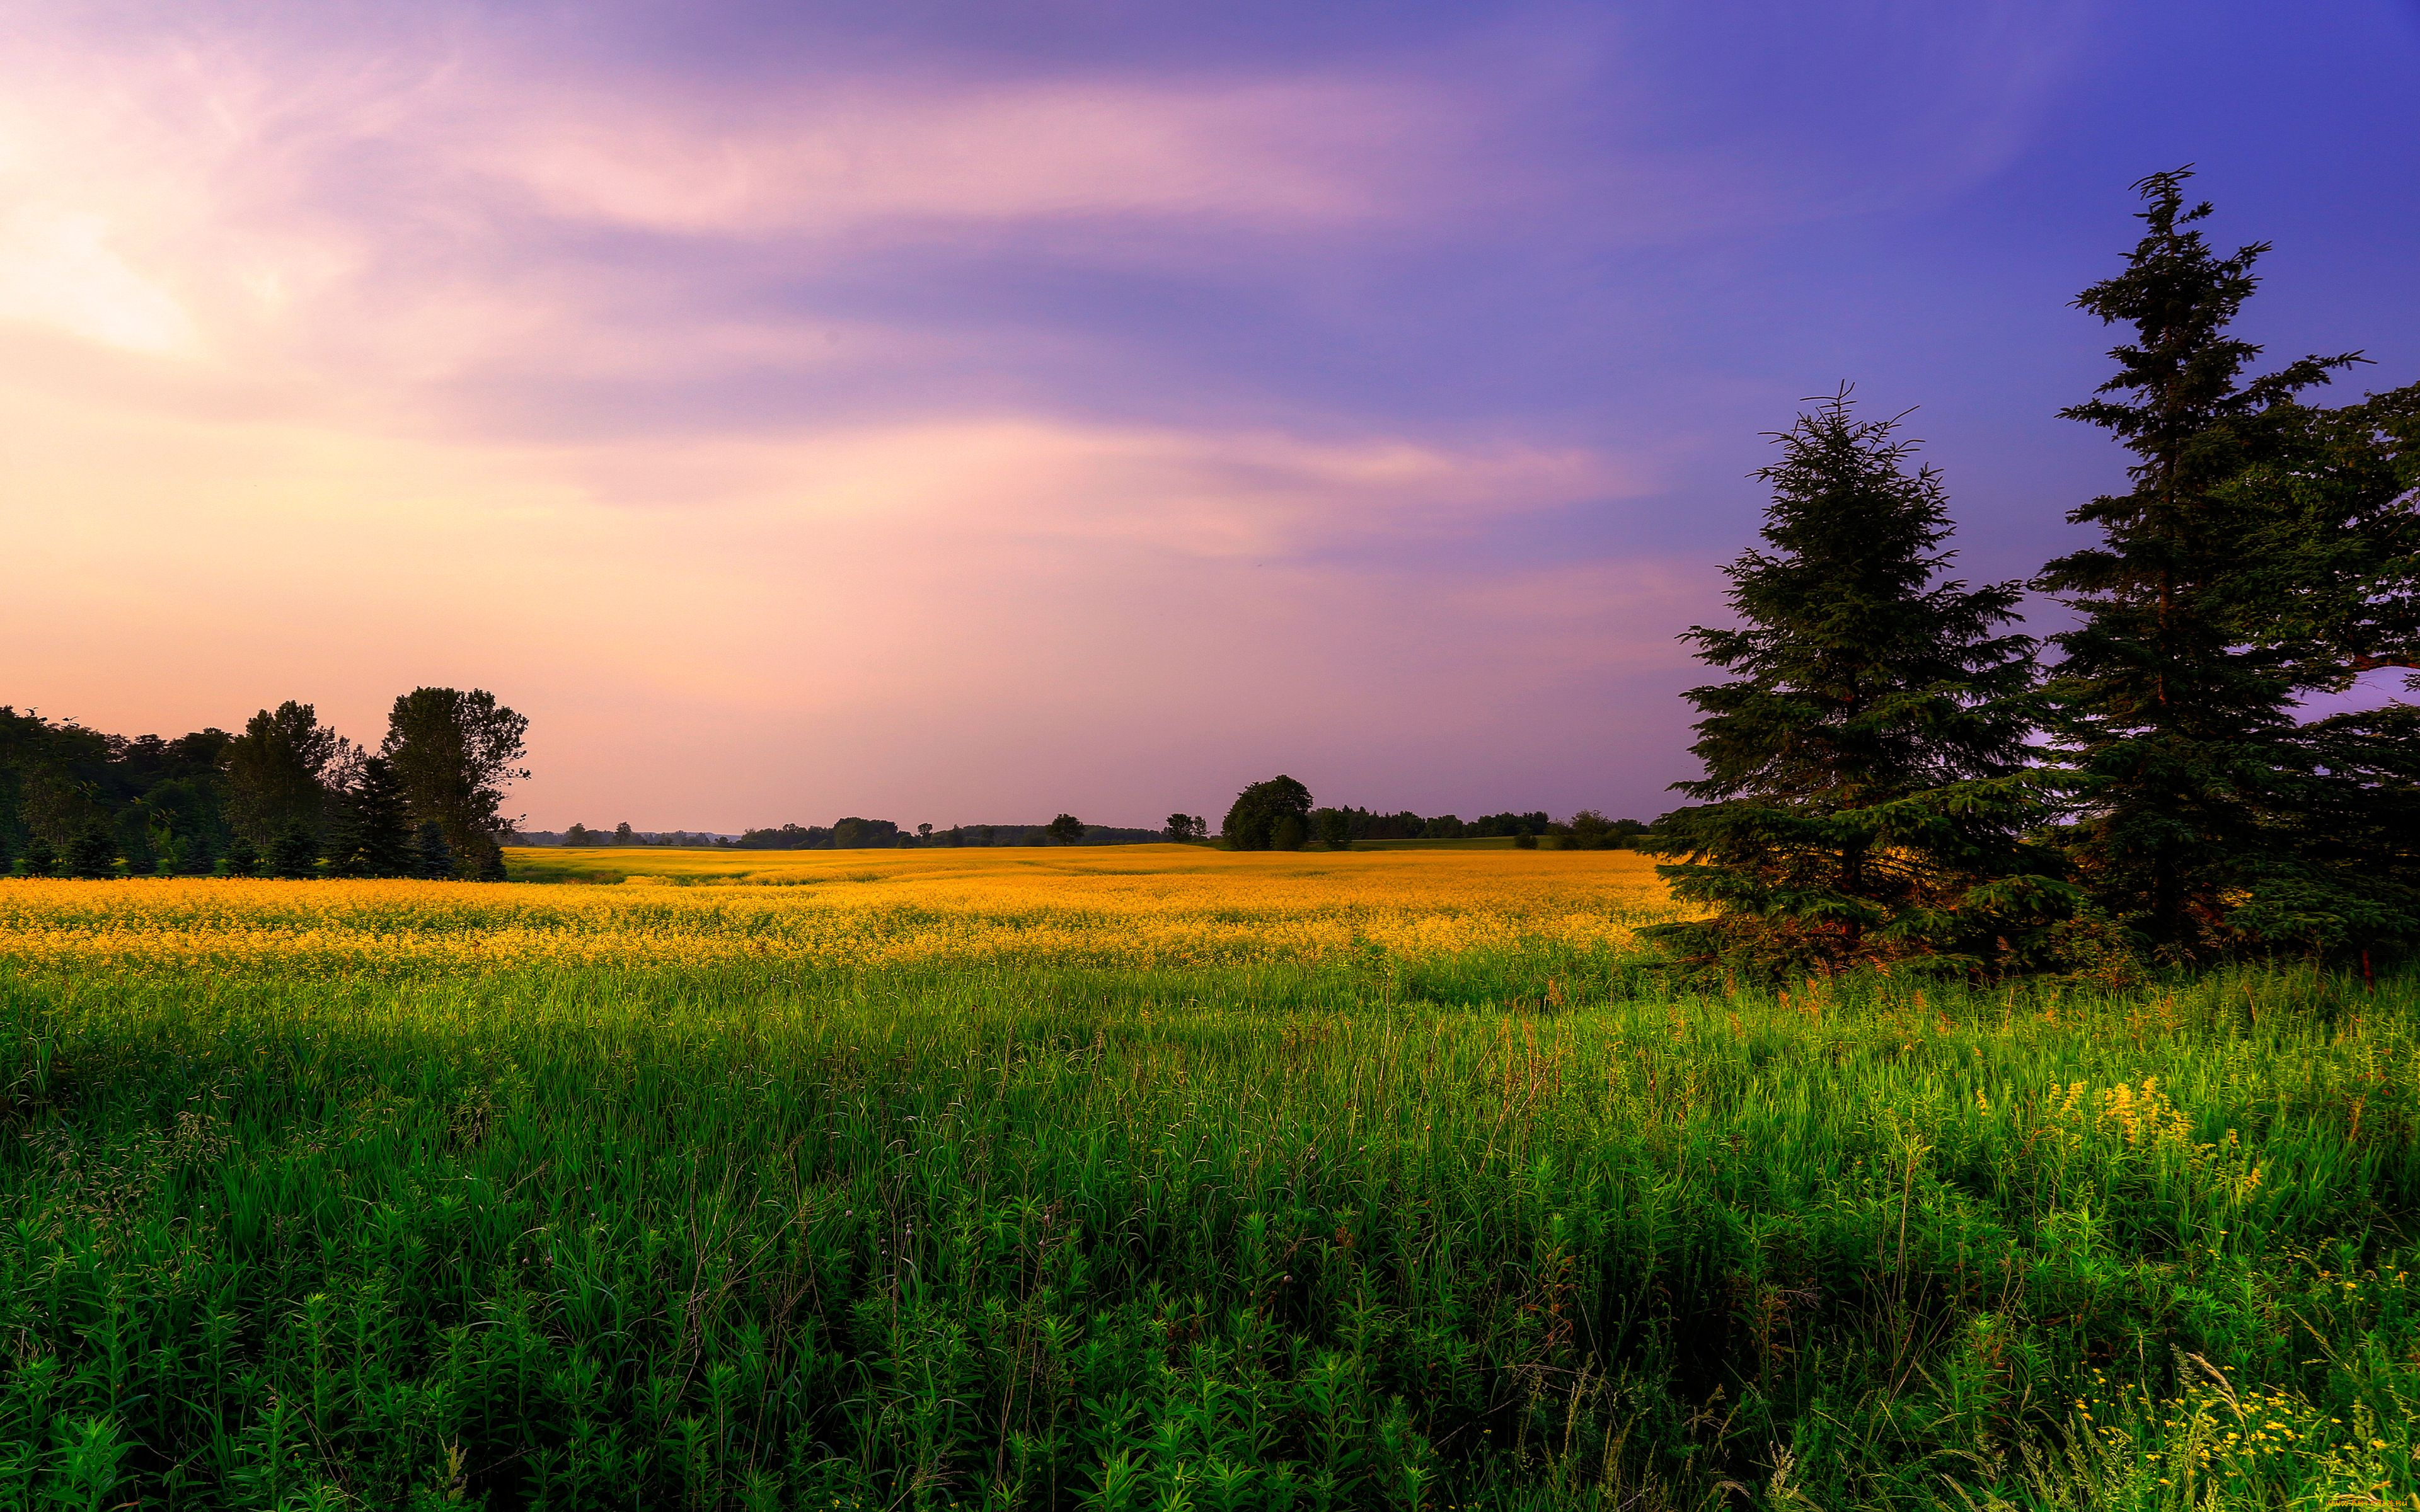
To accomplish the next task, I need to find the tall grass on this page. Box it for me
[0,877,2414,1508]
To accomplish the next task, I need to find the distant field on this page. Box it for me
[1,847,1682,975]
[1,857,2414,1510]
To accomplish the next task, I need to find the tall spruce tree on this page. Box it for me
[66,826,120,880]
[413,821,455,881]
[1652,391,2064,973]
[2035,168,2413,956]
[269,821,321,880]
[2223,387,2420,954]
[325,756,416,878]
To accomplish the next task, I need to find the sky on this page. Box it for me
[4,1,2416,832]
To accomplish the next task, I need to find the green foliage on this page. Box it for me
[828,816,902,850]
[1313,808,1352,849]
[1046,813,1086,845]
[225,702,342,845]
[326,756,417,878]
[268,822,320,880]
[412,822,454,881]
[1655,391,2063,975]
[1564,813,1652,851]
[1223,776,1313,850]
[2037,168,2417,958]
[381,687,529,875]
[0,953,2414,1509]
[221,837,261,878]
[14,837,50,877]
[112,807,158,877]
[1469,811,1551,839]
[64,827,118,879]
[1163,813,1208,843]
[169,827,217,876]
[1,710,236,871]
[1565,810,1615,849]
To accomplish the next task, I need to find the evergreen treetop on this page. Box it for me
[2036,167,2407,955]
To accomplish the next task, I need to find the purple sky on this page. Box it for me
[4,1,2416,830]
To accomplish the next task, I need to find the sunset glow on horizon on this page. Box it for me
[7,1,2416,830]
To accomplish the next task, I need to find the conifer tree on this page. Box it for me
[67,827,120,879]
[21,837,57,877]
[1653,391,2065,973]
[175,829,217,876]
[222,837,260,878]
[2035,168,2411,956]
[2223,386,2420,953]
[270,822,320,879]
[414,822,455,880]
[326,757,416,878]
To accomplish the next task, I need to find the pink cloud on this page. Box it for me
[482,76,1443,235]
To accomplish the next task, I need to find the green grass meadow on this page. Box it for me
[3,945,2416,1510]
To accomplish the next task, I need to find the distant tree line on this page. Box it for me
[707,818,1167,850]
[1204,776,1651,852]
[546,823,733,848]
[1,688,527,880]
[1652,170,2419,977]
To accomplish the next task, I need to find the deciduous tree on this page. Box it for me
[1221,777,1311,851]
[382,688,527,879]
[224,702,342,845]
[1313,808,1352,849]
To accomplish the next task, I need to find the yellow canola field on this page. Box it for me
[0,844,1683,975]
